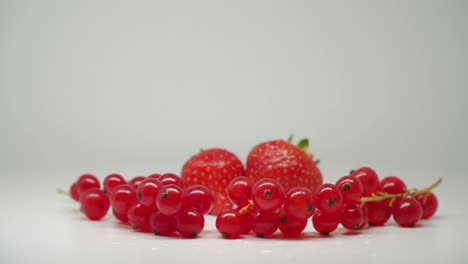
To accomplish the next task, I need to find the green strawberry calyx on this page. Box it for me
[287,134,320,164]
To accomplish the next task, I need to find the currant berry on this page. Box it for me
[103,173,126,195]
[127,202,152,232]
[148,173,161,180]
[76,174,100,195]
[252,210,279,238]
[351,167,379,196]
[109,184,138,215]
[359,204,369,229]
[335,176,363,203]
[284,187,315,220]
[392,197,423,227]
[156,184,184,217]
[315,183,343,214]
[364,201,392,226]
[278,209,308,237]
[159,173,182,187]
[227,176,254,207]
[149,211,176,236]
[312,209,340,235]
[414,192,438,219]
[69,182,80,201]
[252,178,285,212]
[340,202,365,230]
[238,204,259,234]
[184,185,213,215]
[216,209,244,239]
[128,176,146,190]
[80,188,110,220]
[137,178,163,210]
[112,207,128,223]
[378,176,407,207]
[176,208,205,238]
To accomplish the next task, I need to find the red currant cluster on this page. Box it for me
[216,167,440,239]
[68,172,213,238]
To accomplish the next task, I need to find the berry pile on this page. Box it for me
[215,167,441,239]
[68,172,213,238]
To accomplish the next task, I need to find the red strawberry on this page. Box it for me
[246,137,322,192]
[181,148,245,215]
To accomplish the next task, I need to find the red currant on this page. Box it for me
[137,178,163,210]
[148,173,161,180]
[378,176,406,208]
[359,204,369,229]
[312,209,340,235]
[159,173,182,187]
[69,182,80,201]
[284,187,315,220]
[252,210,279,238]
[364,201,392,226]
[414,192,438,219]
[392,197,423,227]
[112,207,128,223]
[278,209,308,237]
[156,184,184,217]
[149,211,176,236]
[103,173,126,195]
[109,184,138,215]
[127,202,152,232]
[252,178,285,212]
[315,183,343,214]
[184,185,213,215]
[176,208,204,238]
[351,167,379,196]
[76,174,100,195]
[216,209,244,239]
[335,176,363,203]
[340,202,365,230]
[80,188,110,220]
[227,176,254,207]
[128,176,146,190]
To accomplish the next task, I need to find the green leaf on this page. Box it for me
[297,138,309,150]
[287,134,294,144]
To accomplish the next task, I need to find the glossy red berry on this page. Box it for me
[359,204,369,229]
[128,176,146,190]
[80,188,110,220]
[137,178,163,210]
[156,184,184,217]
[312,209,340,235]
[184,185,213,215]
[76,174,100,195]
[414,192,438,219]
[315,183,343,214]
[149,211,176,236]
[340,202,365,230]
[159,173,182,187]
[351,167,379,196]
[284,187,315,220]
[252,210,279,237]
[103,173,126,195]
[393,197,423,227]
[364,201,392,226]
[112,208,128,223]
[335,176,363,203]
[176,208,205,238]
[109,184,138,215]
[216,209,244,239]
[127,202,152,232]
[227,176,254,207]
[252,178,285,212]
[278,209,308,237]
[378,176,407,207]
[148,173,161,180]
[69,182,80,201]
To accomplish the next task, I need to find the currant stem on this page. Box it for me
[57,188,70,196]
[360,178,442,205]
[239,200,254,214]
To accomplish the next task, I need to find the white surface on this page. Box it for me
[1,1,467,263]
[0,168,466,264]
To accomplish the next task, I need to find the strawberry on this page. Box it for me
[181,148,245,215]
[246,137,322,193]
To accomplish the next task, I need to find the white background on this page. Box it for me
[1,1,467,263]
